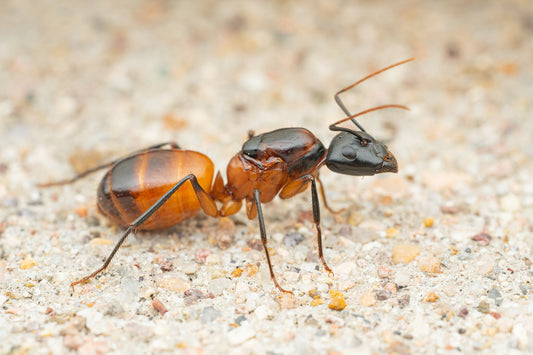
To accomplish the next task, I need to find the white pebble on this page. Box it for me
[500,194,521,212]
[476,254,495,275]
[208,277,233,296]
[229,324,256,346]
[254,305,273,320]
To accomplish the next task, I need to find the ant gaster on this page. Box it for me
[40,58,414,294]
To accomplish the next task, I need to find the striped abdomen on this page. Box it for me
[97,149,214,230]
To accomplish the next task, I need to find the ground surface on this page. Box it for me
[0,0,532,354]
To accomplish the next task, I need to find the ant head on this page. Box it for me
[325,105,407,176]
[327,58,414,176]
[326,130,397,176]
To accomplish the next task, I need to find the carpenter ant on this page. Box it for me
[40,58,414,293]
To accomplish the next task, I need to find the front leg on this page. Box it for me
[252,189,293,294]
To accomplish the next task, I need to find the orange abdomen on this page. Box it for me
[97,149,214,230]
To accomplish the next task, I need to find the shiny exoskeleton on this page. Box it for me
[40,58,413,293]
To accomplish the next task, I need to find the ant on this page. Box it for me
[40,58,414,294]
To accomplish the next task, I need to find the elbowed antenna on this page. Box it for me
[334,58,415,132]
[329,104,410,138]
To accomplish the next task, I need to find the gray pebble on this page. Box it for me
[488,288,503,306]
[200,306,221,323]
[283,232,305,247]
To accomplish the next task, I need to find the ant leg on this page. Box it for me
[280,175,333,275]
[252,189,293,294]
[308,176,334,276]
[38,142,182,187]
[71,174,217,289]
[38,161,116,187]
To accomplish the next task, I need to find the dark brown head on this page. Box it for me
[326,130,397,176]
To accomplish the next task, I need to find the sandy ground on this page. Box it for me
[1,0,532,354]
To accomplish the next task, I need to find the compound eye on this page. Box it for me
[341,145,357,160]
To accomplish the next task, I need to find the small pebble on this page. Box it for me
[158,277,190,292]
[228,325,255,346]
[350,226,379,244]
[243,263,258,277]
[328,290,347,311]
[375,289,391,301]
[423,292,439,302]
[398,295,410,308]
[471,232,492,246]
[152,299,168,315]
[419,256,441,273]
[141,287,155,299]
[64,334,84,350]
[215,217,235,250]
[477,300,490,313]
[488,288,503,306]
[77,338,108,355]
[489,312,501,319]
[325,315,345,327]
[348,211,365,226]
[497,318,513,333]
[74,206,88,218]
[90,238,112,245]
[276,293,298,310]
[205,253,221,265]
[457,306,469,318]
[500,194,521,212]
[391,244,421,264]
[305,315,319,326]
[234,315,247,326]
[207,277,233,296]
[184,289,214,306]
[476,254,495,275]
[283,232,305,247]
[383,282,398,295]
[254,305,273,320]
[231,268,243,278]
[370,176,408,197]
[360,290,376,307]
[310,297,324,307]
[421,171,472,191]
[246,238,262,251]
[77,309,110,335]
[386,227,399,238]
[394,269,410,287]
[378,265,393,278]
[200,306,221,323]
[195,249,213,263]
[174,262,196,275]
[160,260,173,272]
[20,255,37,270]
[424,218,434,228]
[338,280,355,291]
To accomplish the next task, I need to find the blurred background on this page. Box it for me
[1,0,529,182]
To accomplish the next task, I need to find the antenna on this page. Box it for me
[334,58,415,132]
[329,104,410,138]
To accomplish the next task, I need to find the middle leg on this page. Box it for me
[280,175,333,275]
[252,189,293,294]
